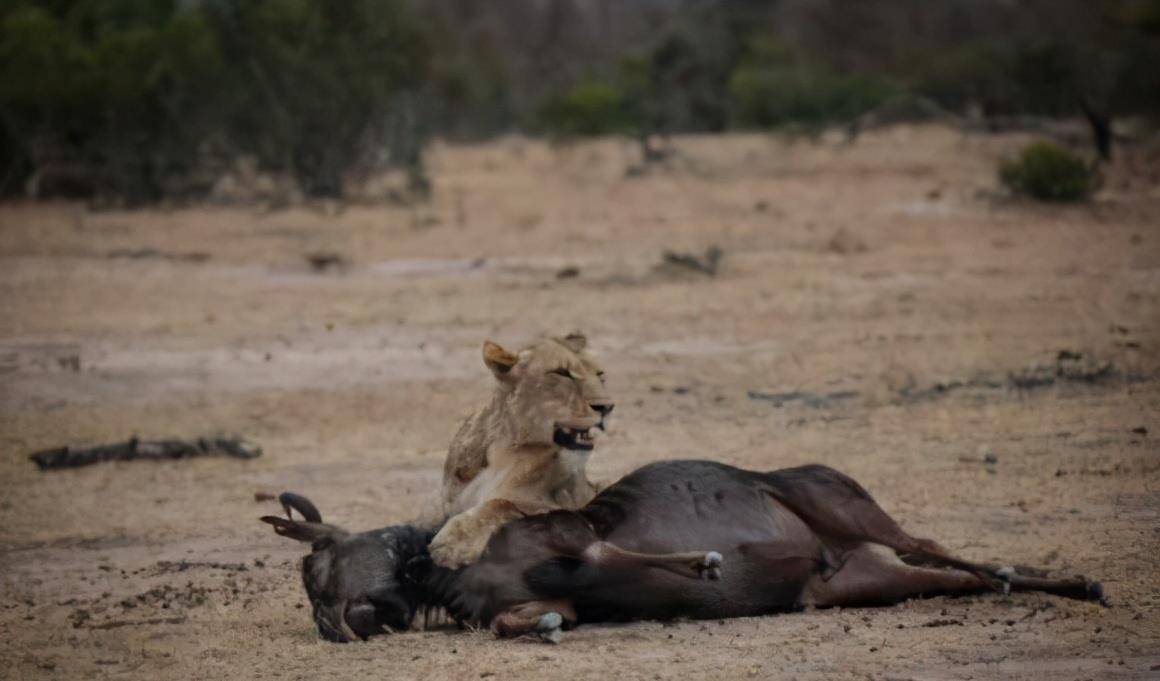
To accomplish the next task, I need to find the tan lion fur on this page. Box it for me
[427,332,613,568]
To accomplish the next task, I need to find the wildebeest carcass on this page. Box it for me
[262,460,1103,642]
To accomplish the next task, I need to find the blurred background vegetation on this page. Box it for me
[1,0,1158,203]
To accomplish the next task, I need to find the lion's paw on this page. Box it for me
[429,519,488,569]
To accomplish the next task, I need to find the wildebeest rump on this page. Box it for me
[262,460,1102,642]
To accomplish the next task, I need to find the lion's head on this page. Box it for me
[482,332,613,451]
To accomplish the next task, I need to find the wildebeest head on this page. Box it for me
[261,493,434,642]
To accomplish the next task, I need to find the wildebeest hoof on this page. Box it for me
[537,612,563,630]
[700,551,723,580]
[1088,580,1107,606]
[995,566,1015,596]
[535,612,564,644]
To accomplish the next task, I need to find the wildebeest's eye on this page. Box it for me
[549,367,573,379]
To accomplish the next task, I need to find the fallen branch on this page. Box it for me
[106,248,210,263]
[29,436,261,471]
[660,245,723,276]
[304,251,348,272]
[747,389,859,408]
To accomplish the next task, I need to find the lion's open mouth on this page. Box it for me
[554,425,595,451]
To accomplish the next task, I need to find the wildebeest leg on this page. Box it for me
[583,541,723,580]
[491,599,577,643]
[313,599,362,643]
[764,465,1001,584]
[801,543,989,607]
[898,556,1102,601]
[990,568,1103,601]
[802,543,1103,606]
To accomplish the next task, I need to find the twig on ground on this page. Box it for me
[661,245,722,276]
[29,437,262,471]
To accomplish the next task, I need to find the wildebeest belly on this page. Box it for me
[577,460,823,620]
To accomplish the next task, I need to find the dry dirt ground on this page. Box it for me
[1,126,1158,680]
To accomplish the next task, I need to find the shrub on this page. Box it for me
[538,29,734,139]
[204,0,432,198]
[911,35,1160,122]
[728,64,899,128]
[999,141,1099,202]
[724,32,901,129]
[627,32,732,134]
[538,81,632,136]
[910,43,1015,114]
[0,0,432,201]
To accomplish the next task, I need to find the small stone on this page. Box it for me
[826,227,868,255]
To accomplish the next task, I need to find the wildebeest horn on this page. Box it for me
[259,515,350,546]
[278,491,322,523]
[259,492,348,546]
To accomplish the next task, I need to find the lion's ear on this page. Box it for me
[482,341,518,377]
[559,332,587,353]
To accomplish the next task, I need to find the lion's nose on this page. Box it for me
[590,402,614,417]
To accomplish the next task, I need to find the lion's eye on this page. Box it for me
[549,367,573,379]
[596,371,605,383]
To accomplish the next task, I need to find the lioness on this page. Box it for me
[427,332,614,568]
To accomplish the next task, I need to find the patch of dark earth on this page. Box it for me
[151,559,252,574]
[896,351,1151,404]
[63,570,278,629]
[746,390,860,408]
[748,351,1153,410]
[106,248,210,262]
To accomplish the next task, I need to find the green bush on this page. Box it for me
[728,64,899,128]
[0,0,432,201]
[913,39,1087,116]
[999,141,1098,201]
[910,36,1160,121]
[723,32,901,129]
[627,32,732,134]
[910,43,1013,113]
[537,29,734,139]
[200,0,433,198]
[538,81,632,136]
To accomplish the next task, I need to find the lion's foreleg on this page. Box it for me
[429,498,544,568]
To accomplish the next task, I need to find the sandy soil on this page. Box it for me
[1,126,1158,680]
